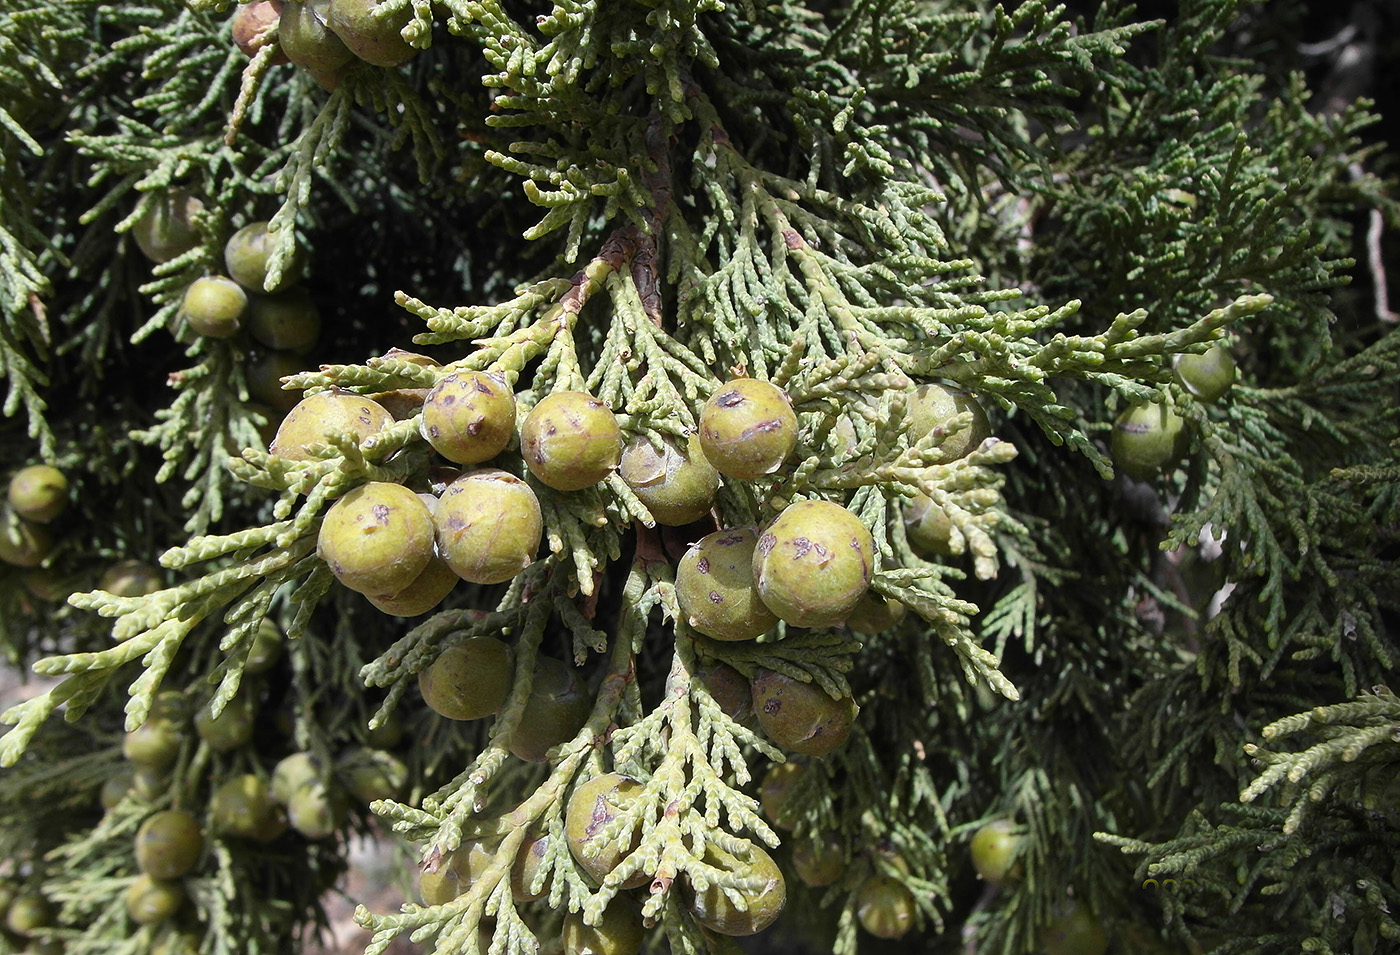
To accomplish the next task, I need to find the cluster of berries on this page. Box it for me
[130,192,322,438]
[758,761,917,939]
[0,462,175,610]
[410,769,787,949]
[417,635,590,761]
[1110,344,1236,481]
[286,378,626,617]
[232,0,421,90]
[100,645,409,934]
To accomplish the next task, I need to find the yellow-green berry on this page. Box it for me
[210,774,277,839]
[759,762,804,830]
[8,465,68,523]
[123,718,182,771]
[279,0,354,84]
[125,875,185,925]
[317,482,435,597]
[131,190,203,263]
[510,832,551,902]
[135,810,204,879]
[675,526,778,641]
[619,432,719,526]
[752,669,857,758]
[855,875,916,939]
[101,560,163,596]
[269,391,392,461]
[508,656,591,762]
[969,819,1023,887]
[246,350,306,412]
[419,371,516,465]
[246,287,321,353]
[433,469,542,584]
[337,747,407,803]
[562,896,644,955]
[5,894,53,936]
[418,840,493,905]
[843,592,906,634]
[520,391,622,491]
[694,661,754,725]
[327,0,418,67]
[366,555,458,617]
[905,383,990,460]
[1111,401,1186,481]
[753,500,875,629]
[793,834,845,887]
[698,378,798,480]
[1041,900,1109,955]
[687,844,787,936]
[193,693,256,752]
[418,638,513,721]
[0,513,52,568]
[244,618,284,674]
[271,752,321,804]
[286,780,347,839]
[224,221,304,294]
[181,276,247,338]
[1174,344,1236,403]
[903,494,955,558]
[564,773,646,887]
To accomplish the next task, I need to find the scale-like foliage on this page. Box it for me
[0,1,1395,955]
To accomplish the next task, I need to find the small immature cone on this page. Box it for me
[904,493,956,558]
[209,774,277,839]
[287,780,348,839]
[1110,401,1186,480]
[687,844,787,936]
[855,875,916,939]
[792,835,845,886]
[246,350,306,412]
[279,0,355,90]
[134,810,204,880]
[511,832,551,901]
[1174,344,1236,403]
[367,556,457,616]
[507,657,591,762]
[563,898,645,954]
[326,0,419,68]
[417,639,512,720]
[224,220,305,294]
[905,383,990,461]
[7,465,68,523]
[564,773,647,887]
[126,874,186,924]
[0,516,52,568]
[618,432,719,526]
[181,276,247,338]
[245,288,320,353]
[131,190,203,263]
